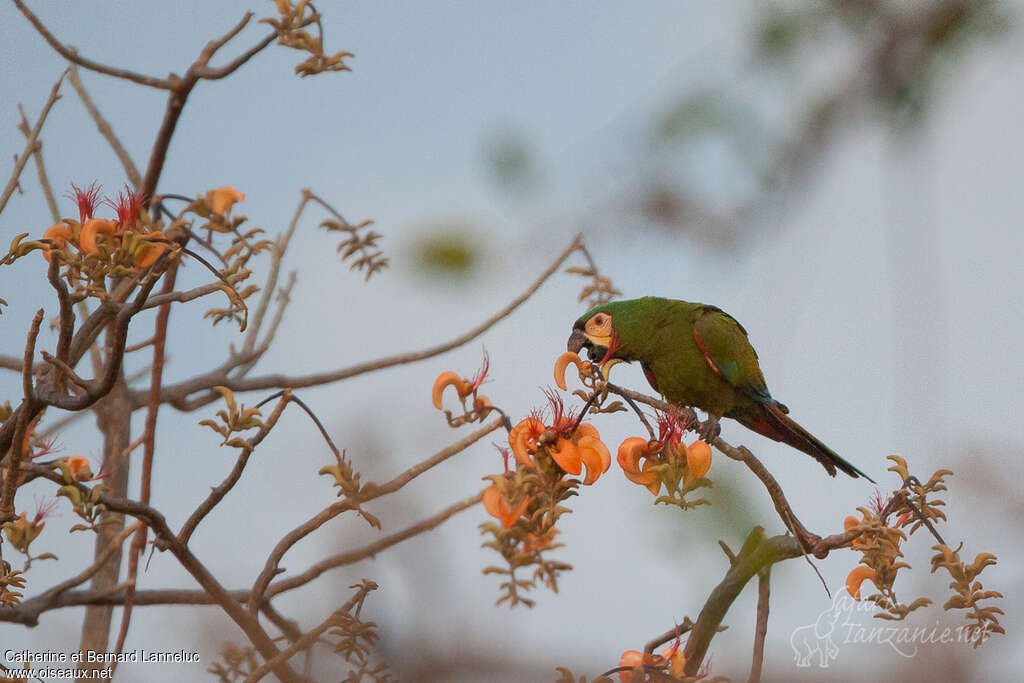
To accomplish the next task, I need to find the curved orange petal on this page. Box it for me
[431,371,463,410]
[482,484,529,528]
[662,648,686,677]
[617,437,661,491]
[482,484,503,519]
[509,417,544,468]
[617,437,647,475]
[553,351,589,390]
[578,435,610,482]
[549,437,582,475]
[574,423,599,441]
[641,460,661,495]
[577,440,604,485]
[79,218,117,254]
[594,437,611,472]
[67,455,93,482]
[42,223,72,262]
[685,440,712,480]
[209,186,246,214]
[133,231,167,268]
[845,566,877,600]
[502,495,530,528]
[617,650,644,683]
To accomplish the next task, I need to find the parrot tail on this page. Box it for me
[738,403,875,482]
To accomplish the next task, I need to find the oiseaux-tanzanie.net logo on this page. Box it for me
[789,588,994,667]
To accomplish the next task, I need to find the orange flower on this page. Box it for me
[79,218,118,254]
[207,186,246,215]
[41,223,72,262]
[617,650,652,682]
[431,371,472,410]
[549,423,610,484]
[482,484,530,528]
[522,529,558,554]
[67,455,93,482]
[617,437,661,494]
[553,351,591,390]
[616,648,685,682]
[845,566,877,600]
[662,646,686,678]
[508,417,544,468]
[844,513,869,548]
[685,440,712,480]
[132,231,168,268]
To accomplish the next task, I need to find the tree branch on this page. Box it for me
[248,418,503,613]
[12,0,171,89]
[67,65,143,187]
[177,392,291,545]
[748,567,770,683]
[146,235,584,409]
[0,68,66,216]
[267,491,483,599]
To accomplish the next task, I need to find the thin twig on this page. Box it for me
[111,265,178,668]
[267,492,483,599]
[67,65,143,188]
[0,69,67,216]
[242,581,378,683]
[242,190,310,357]
[248,418,503,613]
[21,464,301,681]
[12,0,172,89]
[16,104,58,219]
[33,523,142,608]
[643,617,696,657]
[605,382,655,438]
[0,310,44,521]
[749,567,771,683]
[148,235,584,409]
[177,392,291,545]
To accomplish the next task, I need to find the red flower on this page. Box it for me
[105,185,147,231]
[68,182,102,223]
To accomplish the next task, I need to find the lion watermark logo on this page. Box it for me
[790,589,993,668]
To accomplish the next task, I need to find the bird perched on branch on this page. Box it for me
[567,296,873,481]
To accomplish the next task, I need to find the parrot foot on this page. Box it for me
[696,414,721,442]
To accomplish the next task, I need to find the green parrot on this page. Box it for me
[567,296,873,481]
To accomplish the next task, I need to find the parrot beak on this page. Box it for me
[567,329,588,354]
[567,325,608,363]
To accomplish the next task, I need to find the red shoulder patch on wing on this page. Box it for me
[642,365,659,392]
[692,327,723,379]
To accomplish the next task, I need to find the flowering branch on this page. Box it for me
[248,418,503,613]
[142,234,586,410]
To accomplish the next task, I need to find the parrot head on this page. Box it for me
[567,304,620,364]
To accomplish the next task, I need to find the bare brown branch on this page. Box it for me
[67,65,143,187]
[148,235,584,410]
[12,0,171,89]
[0,69,66,216]
[248,418,503,613]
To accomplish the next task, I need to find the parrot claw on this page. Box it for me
[696,414,721,442]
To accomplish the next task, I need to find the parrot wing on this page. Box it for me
[691,306,779,408]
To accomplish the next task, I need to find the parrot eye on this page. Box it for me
[585,313,612,336]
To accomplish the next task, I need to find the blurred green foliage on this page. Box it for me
[409,221,482,278]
